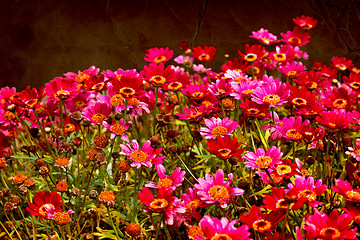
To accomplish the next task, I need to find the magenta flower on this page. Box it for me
[181,83,209,101]
[278,61,306,78]
[82,102,112,125]
[144,47,174,64]
[145,164,185,190]
[331,179,360,202]
[316,109,351,132]
[276,116,310,142]
[194,168,244,208]
[281,27,311,46]
[120,140,164,168]
[345,138,360,162]
[244,146,283,169]
[249,28,280,45]
[209,78,233,99]
[176,104,212,122]
[179,188,203,222]
[230,78,260,100]
[45,77,80,102]
[197,215,251,240]
[140,62,176,88]
[300,209,357,240]
[103,119,132,141]
[200,117,238,139]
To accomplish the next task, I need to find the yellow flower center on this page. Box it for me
[333,99,347,109]
[255,156,272,168]
[242,89,254,95]
[285,129,302,140]
[276,199,289,209]
[39,204,55,216]
[211,126,228,138]
[247,108,260,115]
[305,82,317,90]
[120,87,136,98]
[292,98,307,106]
[288,37,301,45]
[55,90,70,100]
[263,94,281,105]
[149,199,168,211]
[167,82,182,91]
[199,54,210,61]
[154,55,166,63]
[276,165,292,175]
[92,82,105,91]
[222,99,234,109]
[127,98,140,108]
[235,76,247,83]
[350,82,360,90]
[274,53,286,62]
[25,99,38,108]
[150,75,166,86]
[346,190,360,201]
[336,64,347,71]
[110,124,125,135]
[191,92,204,100]
[245,53,257,62]
[253,220,272,232]
[4,111,15,121]
[287,70,297,77]
[130,150,148,162]
[211,234,232,240]
[74,100,86,109]
[208,185,229,201]
[319,227,340,239]
[260,37,270,45]
[110,94,125,106]
[91,113,106,123]
[75,72,89,83]
[355,149,360,156]
[298,190,316,201]
[158,178,173,189]
[218,148,231,157]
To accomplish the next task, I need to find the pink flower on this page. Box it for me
[200,117,239,139]
[249,28,280,45]
[120,140,164,168]
[103,119,132,141]
[194,169,244,208]
[182,83,209,101]
[244,146,283,169]
[176,105,212,122]
[345,138,360,161]
[331,179,360,202]
[82,102,112,125]
[141,62,176,88]
[276,116,310,142]
[197,215,251,240]
[278,61,306,78]
[281,27,311,46]
[144,47,174,64]
[230,78,260,100]
[145,164,185,190]
[45,77,81,102]
[316,109,351,132]
[179,188,203,222]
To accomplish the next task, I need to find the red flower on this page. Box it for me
[192,45,216,61]
[14,86,46,109]
[83,74,108,92]
[281,27,311,46]
[343,72,360,91]
[109,73,144,99]
[331,56,354,71]
[144,47,174,64]
[205,136,245,161]
[238,44,267,62]
[293,15,318,30]
[293,71,325,91]
[316,109,351,132]
[26,191,63,219]
[163,71,191,92]
[287,85,317,108]
[262,187,304,211]
[321,87,356,110]
[239,99,270,119]
[221,58,249,72]
[141,63,176,88]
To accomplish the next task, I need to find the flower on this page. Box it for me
[287,85,317,108]
[103,119,131,141]
[45,77,80,102]
[120,140,164,168]
[180,188,203,222]
[53,212,72,226]
[281,27,310,46]
[82,102,112,125]
[278,61,306,78]
[262,187,304,211]
[194,168,244,208]
[343,72,360,91]
[239,99,270,119]
[56,180,68,192]
[200,117,239,139]
[244,146,283,169]
[276,116,310,142]
[345,138,360,161]
[163,71,191,92]
[249,28,279,45]
[293,15,318,30]
[176,104,212,122]
[144,47,174,63]
[300,209,357,240]
[197,215,251,240]
[343,202,360,225]
[182,83,209,101]
[83,74,108,92]
[26,191,63,219]
[54,157,71,168]
[141,62,176,88]
[320,87,356,110]
[209,78,233,99]
[205,136,245,161]
[99,191,115,205]
[316,109,351,132]
[14,86,46,109]
[230,78,259,100]
[293,70,325,91]
[331,179,360,202]
[238,44,267,62]
[109,73,144,99]
[192,45,216,61]
[145,164,185,190]
[331,56,353,71]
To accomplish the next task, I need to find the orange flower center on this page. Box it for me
[245,53,257,62]
[286,129,302,140]
[55,90,70,100]
[218,148,231,157]
[350,82,360,90]
[55,157,70,167]
[25,99,38,108]
[305,82,317,90]
[253,220,272,232]
[130,150,148,162]
[276,199,289,209]
[99,191,115,203]
[235,76,247,83]
[255,156,272,168]
[292,98,307,106]
[288,37,301,45]
[346,190,360,201]
[191,92,204,100]
[287,71,297,77]
[274,53,286,62]
[199,54,210,61]
[167,82,182,91]
[92,82,105,91]
[74,100,86,109]
[211,126,228,138]
[211,234,232,240]
[91,113,106,123]
[154,56,167,63]
[260,37,270,45]
[186,199,200,212]
[319,227,340,239]
[242,89,254,95]
[208,185,229,201]
[110,94,125,106]
[110,124,125,135]
[120,87,136,98]
[150,75,166,86]
[158,178,173,189]
[333,99,347,109]
[247,108,260,115]
[53,212,71,226]
[276,165,291,175]
[149,199,168,211]
[355,149,360,156]
[127,98,140,108]
[298,190,316,201]
[39,204,55,216]
[75,72,89,83]
[263,94,280,105]
[336,64,347,71]
[64,123,75,134]
[4,111,15,121]
[222,99,234,109]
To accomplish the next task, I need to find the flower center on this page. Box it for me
[247,108,260,115]
[355,149,360,156]
[158,178,173,189]
[75,72,89,83]
[319,227,340,239]
[149,199,168,211]
[286,70,297,77]
[274,53,286,62]
[110,124,125,135]
[191,92,204,100]
[55,157,70,167]
[333,99,347,109]
[154,56,166,63]
[4,111,15,121]
[345,190,360,201]
[91,113,106,123]
[216,89,226,95]
[222,99,234,109]
[245,53,257,62]
[25,99,38,108]
[218,148,232,157]
[255,156,272,168]
[150,75,166,86]
[64,123,75,134]
[350,82,360,90]
[208,185,229,201]
[39,204,55,216]
[130,150,148,162]
[288,37,301,45]
[263,94,280,105]
[92,82,105,91]
[55,90,70,100]
[167,82,182,91]
[110,94,125,106]
[211,126,228,138]
[276,165,291,175]
[260,37,270,45]
[186,199,200,211]
[336,64,347,71]
[199,54,210,61]
[242,89,254,95]
[211,234,232,240]
[285,129,302,140]
[305,82,317,90]
[74,100,86,109]
[298,190,316,201]
[127,98,140,108]
[120,87,135,98]
[276,199,289,209]
[253,220,272,232]
[292,98,307,106]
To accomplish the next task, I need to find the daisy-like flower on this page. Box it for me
[99,191,115,206]
[281,27,310,46]
[64,66,99,84]
[193,64,211,73]
[343,202,360,225]
[293,70,325,91]
[176,105,212,122]
[345,138,360,161]
[239,205,285,233]
[82,102,112,125]
[163,71,191,92]
[230,78,260,100]
[54,157,71,168]
[320,87,356,110]
[103,119,131,141]
[262,187,304,211]
[251,76,290,107]
[182,83,209,101]
[26,191,63,219]
[194,168,244,208]
[144,47,174,63]
[331,179,360,202]
[225,70,251,83]
[278,61,306,78]
[315,109,351,132]
[287,176,327,207]
[239,99,270,119]
[319,65,338,83]
[205,136,245,161]
[343,72,360,91]
[331,56,354,71]
[83,74,108,92]
[238,44,267,62]
[141,62,176,88]
[180,188,203,222]
[269,45,296,64]
[249,28,279,45]
[64,91,97,112]
[200,117,238,140]
[287,85,317,108]
[293,15,318,30]
[244,146,283,169]
[276,116,310,142]
[14,86,46,109]
[109,73,144,99]
[300,209,357,240]
[209,79,233,99]
[192,45,217,61]
[45,77,81,102]
[120,140,164,168]
[221,58,249,72]
[138,187,185,225]
[174,55,193,65]
[145,164,185,190]
[197,215,251,240]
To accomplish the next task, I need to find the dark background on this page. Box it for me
[1,0,360,90]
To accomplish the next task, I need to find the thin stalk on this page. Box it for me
[106,206,121,239]
[0,220,14,240]
[153,87,159,135]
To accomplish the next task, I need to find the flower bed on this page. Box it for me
[0,15,359,239]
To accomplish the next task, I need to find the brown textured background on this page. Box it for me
[1,0,360,90]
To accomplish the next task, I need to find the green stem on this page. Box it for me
[153,87,159,135]
[107,206,121,239]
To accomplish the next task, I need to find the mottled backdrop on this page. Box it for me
[1,0,360,90]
